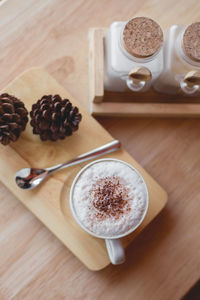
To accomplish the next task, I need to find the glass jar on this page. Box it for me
[104,17,164,92]
[154,22,200,95]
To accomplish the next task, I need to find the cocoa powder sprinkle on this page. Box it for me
[90,176,131,220]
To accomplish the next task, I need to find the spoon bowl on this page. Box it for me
[15,168,48,190]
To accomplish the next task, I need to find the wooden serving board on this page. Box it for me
[0,68,167,271]
[89,28,200,117]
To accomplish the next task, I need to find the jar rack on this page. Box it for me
[88,28,200,117]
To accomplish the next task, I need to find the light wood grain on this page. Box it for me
[89,28,200,117]
[91,101,200,117]
[0,0,200,299]
[0,67,167,271]
[88,28,105,103]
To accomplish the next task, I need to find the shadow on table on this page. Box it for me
[181,280,200,300]
[96,205,174,277]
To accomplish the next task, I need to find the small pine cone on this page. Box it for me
[30,94,82,141]
[0,93,28,145]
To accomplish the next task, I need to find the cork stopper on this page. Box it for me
[122,17,163,58]
[129,67,152,83]
[184,70,200,87]
[182,22,200,62]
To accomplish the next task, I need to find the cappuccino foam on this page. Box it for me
[72,160,148,237]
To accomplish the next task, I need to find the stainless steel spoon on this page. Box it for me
[15,140,121,190]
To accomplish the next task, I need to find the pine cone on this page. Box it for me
[0,93,28,145]
[30,94,82,141]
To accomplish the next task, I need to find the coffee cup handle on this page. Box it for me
[105,239,125,265]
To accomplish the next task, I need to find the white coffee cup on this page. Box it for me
[69,158,149,265]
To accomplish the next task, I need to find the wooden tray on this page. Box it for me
[0,68,167,270]
[89,28,200,117]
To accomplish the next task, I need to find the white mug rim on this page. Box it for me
[69,158,149,240]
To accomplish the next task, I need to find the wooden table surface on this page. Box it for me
[0,0,199,299]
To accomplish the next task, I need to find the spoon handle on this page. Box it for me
[46,140,121,173]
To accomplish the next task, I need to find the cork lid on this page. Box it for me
[122,17,163,58]
[182,22,200,62]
